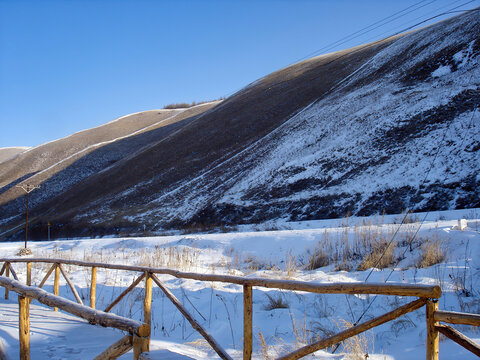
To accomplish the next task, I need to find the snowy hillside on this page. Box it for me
[0,9,479,239]
[0,209,479,359]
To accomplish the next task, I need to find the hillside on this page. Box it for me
[1,9,479,240]
[0,147,30,163]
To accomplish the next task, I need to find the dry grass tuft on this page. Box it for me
[417,239,445,268]
[256,330,271,360]
[306,247,330,270]
[357,239,396,271]
[263,293,289,311]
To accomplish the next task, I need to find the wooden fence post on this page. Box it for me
[143,272,152,352]
[243,285,253,360]
[5,265,9,300]
[90,266,97,309]
[132,334,147,360]
[54,264,60,311]
[26,262,32,286]
[18,295,30,360]
[426,299,439,360]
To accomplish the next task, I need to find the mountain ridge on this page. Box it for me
[1,9,479,239]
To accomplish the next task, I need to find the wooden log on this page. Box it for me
[150,274,232,360]
[26,262,31,286]
[243,285,253,360]
[0,276,150,337]
[0,263,5,276]
[90,266,97,309]
[104,273,145,313]
[434,310,480,326]
[278,298,428,360]
[435,324,480,357]
[54,264,60,311]
[18,295,30,360]
[0,336,11,360]
[93,335,133,360]
[6,263,18,281]
[132,334,147,360]
[0,258,441,298]
[143,272,152,352]
[5,265,9,300]
[426,300,439,360]
[58,264,83,305]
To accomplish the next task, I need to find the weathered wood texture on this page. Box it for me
[0,263,5,277]
[93,335,133,360]
[18,296,30,360]
[54,264,60,311]
[4,266,8,300]
[58,264,83,305]
[0,276,149,337]
[143,272,152,352]
[426,300,439,360]
[104,273,145,313]
[26,263,31,286]
[6,263,18,281]
[90,266,97,309]
[278,298,428,360]
[150,274,232,360]
[132,335,148,360]
[0,258,441,298]
[243,285,253,360]
[434,310,480,326]
[436,324,480,357]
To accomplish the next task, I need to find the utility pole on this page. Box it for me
[16,184,40,249]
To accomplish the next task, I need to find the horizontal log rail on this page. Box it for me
[0,258,441,298]
[0,258,445,359]
[433,310,480,358]
[434,310,480,326]
[0,276,149,337]
[435,324,480,357]
[278,298,428,360]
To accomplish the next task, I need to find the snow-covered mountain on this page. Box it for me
[1,9,479,239]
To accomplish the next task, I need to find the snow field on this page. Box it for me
[0,208,479,359]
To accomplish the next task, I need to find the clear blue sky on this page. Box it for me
[1,0,478,148]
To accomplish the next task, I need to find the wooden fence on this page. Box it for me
[0,257,476,359]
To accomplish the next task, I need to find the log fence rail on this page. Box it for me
[0,257,476,360]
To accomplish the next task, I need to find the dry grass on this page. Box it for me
[306,241,330,270]
[263,293,289,311]
[336,319,374,360]
[256,329,271,360]
[417,239,445,268]
[357,238,396,271]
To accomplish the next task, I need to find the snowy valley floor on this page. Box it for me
[0,208,479,359]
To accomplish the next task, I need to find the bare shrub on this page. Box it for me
[417,239,445,268]
[357,239,395,271]
[306,247,330,270]
[263,293,289,310]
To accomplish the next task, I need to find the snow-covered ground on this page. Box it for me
[0,208,479,359]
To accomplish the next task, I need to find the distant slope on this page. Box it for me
[1,9,479,239]
[0,147,30,163]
